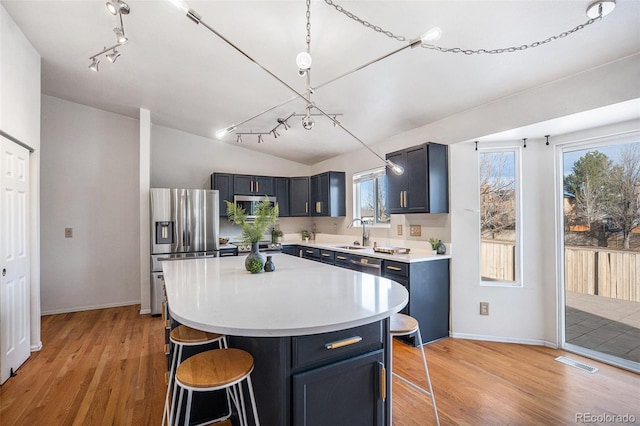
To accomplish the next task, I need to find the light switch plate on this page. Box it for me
[65,228,73,238]
[409,225,421,237]
[397,225,403,236]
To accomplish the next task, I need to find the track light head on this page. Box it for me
[236,134,242,143]
[114,27,128,44]
[106,49,120,63]
[386,160,405,176]
[277,118,291,130]
[258,134,264,144]
[215,126,236,139]
[106,1,130,15]
[89,58,100,72]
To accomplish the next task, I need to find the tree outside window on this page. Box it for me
[353,168,389,225]
[479,149,520,283]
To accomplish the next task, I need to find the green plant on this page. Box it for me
[429,237,439,250]
[301,230,311,240]
[226,199,279,244]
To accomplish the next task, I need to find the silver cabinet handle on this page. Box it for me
[325,336,362,350]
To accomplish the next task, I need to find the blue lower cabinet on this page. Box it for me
[293,350,385,426]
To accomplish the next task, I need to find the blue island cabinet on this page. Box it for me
[228,319,391,426]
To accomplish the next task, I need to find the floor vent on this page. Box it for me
[555,356,599,373]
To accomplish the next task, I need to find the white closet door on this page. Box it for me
[0,136,30,384]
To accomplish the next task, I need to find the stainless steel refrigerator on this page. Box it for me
[150,188,219,315]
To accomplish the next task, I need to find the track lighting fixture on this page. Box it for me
[106,49,120,63]
[215,126,236,140]
[277,117,291,130]
[236,134,242,143]
[106,0,130,16]
[257,135,264,144]
[113,27,128,44]
[88,1,131,72]
[89,58,100,72]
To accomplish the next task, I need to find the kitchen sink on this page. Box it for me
[335,245,366,250]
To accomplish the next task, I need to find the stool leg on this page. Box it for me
[162,341,179,426]
[246,375,261,426]
[184,389,193,426]
[171,384,185,426]
[416,327,440,426]
[170,345,184,424]
[238,381,248,426]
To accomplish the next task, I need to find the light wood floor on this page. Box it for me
[1,305,638,425]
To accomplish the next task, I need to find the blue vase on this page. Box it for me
[264,255,275,272]
[245,242,265,273]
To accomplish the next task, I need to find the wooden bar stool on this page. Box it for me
[162,325,227,426]
[390,313,440,426]
[171,348,260,426]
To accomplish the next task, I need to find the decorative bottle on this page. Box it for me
[436,240,446,255]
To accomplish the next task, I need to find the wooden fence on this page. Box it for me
[565,246,640,302]
[480,240,515,281]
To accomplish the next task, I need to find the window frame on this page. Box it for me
[352,167,390,227]
[478,146,523,287]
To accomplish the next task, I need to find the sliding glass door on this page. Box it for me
[561,138,640,372]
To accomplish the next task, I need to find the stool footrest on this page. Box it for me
[392,372,433,397]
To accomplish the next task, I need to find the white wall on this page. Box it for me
[0,4,42,350]
[150,124,310,189]
[40,95,140,314]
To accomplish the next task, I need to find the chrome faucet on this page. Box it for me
[347,218,369,247]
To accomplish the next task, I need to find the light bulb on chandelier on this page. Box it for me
[302,109,315,130]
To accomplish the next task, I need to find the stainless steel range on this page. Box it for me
[232,241,282,254]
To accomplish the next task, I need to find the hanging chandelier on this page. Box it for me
[165,0,615,175]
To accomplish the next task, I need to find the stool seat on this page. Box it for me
[170,325,224,345]
[390,313,418,336]
[177,348,254,389]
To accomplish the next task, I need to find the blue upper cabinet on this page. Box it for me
[386,142,449,214]
[311,171,345,217]
[233,175,276,197]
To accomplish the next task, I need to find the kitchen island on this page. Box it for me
[162,253,409,426]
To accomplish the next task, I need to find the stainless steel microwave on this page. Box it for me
[233,195,277,219]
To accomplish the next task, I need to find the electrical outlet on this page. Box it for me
[480,302,489,316]
[409,225,421,237]
[65,227,73,238]
[397,225,403,236]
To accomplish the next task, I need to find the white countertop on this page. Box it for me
[163,253,409,337]
[288,241,452,263]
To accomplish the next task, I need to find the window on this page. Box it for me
[353,168,389,225]
[479,148,521,285]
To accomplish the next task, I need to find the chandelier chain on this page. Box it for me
[323,0,602,54]
[306,0,312,47]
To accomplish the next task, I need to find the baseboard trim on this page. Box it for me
[451,332,556,348]
[30,341,43,352]
[41,300,141,316]
[139,308,151,315]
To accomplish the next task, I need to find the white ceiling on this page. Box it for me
[3,0,640,164]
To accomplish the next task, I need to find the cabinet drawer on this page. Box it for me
[319,249,335,264]
[302,247,320,259]
[292,321,383,370]
[383,260,409,278]
[334,252,351,268]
